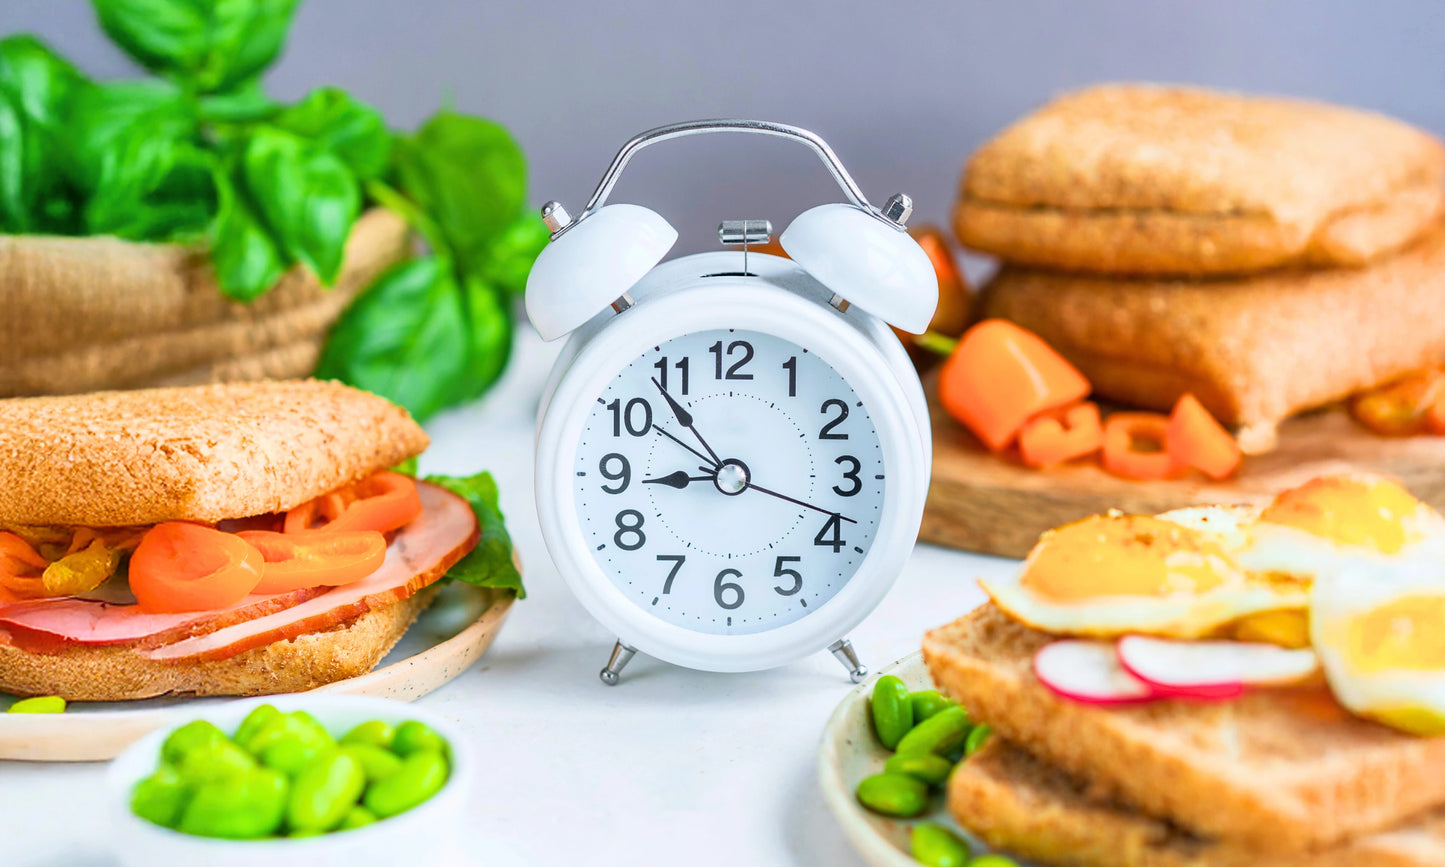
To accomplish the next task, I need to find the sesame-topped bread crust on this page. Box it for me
[0,380,428,526]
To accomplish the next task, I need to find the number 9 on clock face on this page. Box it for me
[573,328,883,635]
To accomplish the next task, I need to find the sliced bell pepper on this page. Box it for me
[1166,393,1242,480]
[129,522,264,613]
[910,226,972,338]
[0,531,47,600]
[939,320,1091,452]
[284,472,422,535]
[1430,394,1445,435]
[1101,412,1178,481]
[1350,368,1445,436]
[1018,402,1103,468]
[238,530,388,595]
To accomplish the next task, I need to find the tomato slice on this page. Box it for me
[284,472,423,535]
[129,523,264,613]
[237,530,387,594]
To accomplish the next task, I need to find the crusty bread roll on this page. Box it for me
[955,84,1445,275]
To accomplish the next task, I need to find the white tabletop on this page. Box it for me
[4,331,1015,867]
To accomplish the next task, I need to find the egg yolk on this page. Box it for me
[1344,595,1445,674]
[1021,515,1233,602]
[1260,476,1422,555]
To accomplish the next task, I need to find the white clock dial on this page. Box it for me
[573,328,884,635]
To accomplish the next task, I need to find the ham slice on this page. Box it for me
[0,482,478,661]
[143,482,477,663]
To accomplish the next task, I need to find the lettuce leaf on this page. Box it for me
[425,471,524,598]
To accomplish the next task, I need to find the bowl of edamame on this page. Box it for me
[106,695,474,867]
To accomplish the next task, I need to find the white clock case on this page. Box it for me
[535,251,931,673]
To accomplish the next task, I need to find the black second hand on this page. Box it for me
[651,377,722,466]
[746,481,858,523]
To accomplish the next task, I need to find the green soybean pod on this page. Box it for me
[911,822,971,867]
[968,856,1021,867]
[965,724,993,757]
[233,704,283,746]
[130,765,190,829]
[855,772,928,818]
[337,805,377,831]
[870,675,914,750]
[262,738,332,778]
[162,720,228,765]
[896,705,971,756]
[288,751,366,832]
[364,750,449,818]
[340,720,396,750]
[7,696,65,714]
[177,740,257,783]
[908,690,954,724]
[883,752,954,787]
[391,720,447,757]
[177,768,288,839]
[341,743,403,783]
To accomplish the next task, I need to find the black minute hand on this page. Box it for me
[651,377,721,467]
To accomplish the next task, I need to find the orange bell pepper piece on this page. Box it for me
[1166,393,1242,480]
[238,530,388,595]
[0,532,47,599]
[938,320,1091,452]
[1429,393,1445,434]
[1018,402,1103,468]
[284,472,422,535]
[1350,369,1445,436]
[910,227,971,338]
[1102,412,1178,480]
[129,523,264,613]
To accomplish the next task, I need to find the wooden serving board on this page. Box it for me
[921,387,1445,560]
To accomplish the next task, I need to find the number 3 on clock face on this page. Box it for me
[572,328,884,636]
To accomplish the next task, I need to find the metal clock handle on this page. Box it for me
[541,119,912,238]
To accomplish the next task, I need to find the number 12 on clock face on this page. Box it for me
[572,328,885,636]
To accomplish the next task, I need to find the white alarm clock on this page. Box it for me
[526,120,937,685]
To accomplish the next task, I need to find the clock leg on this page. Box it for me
[599,640,637,686]
[828,638,869,684]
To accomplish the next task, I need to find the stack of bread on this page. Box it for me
[954,84,1445,453]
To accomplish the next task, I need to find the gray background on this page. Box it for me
[8,0,1445,252]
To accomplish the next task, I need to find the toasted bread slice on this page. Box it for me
[0,380,428,526]
[950,739,1445,867]
[980,215,1445,433]
[923,604,1445,852]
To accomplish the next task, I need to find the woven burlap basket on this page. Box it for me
[0,209,410,397]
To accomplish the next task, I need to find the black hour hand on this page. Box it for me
[641,470,713,489]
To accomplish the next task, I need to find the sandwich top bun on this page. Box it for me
[0,380,428,527]
[956,84,1445,275]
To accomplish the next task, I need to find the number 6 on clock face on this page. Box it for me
[572,328,884,636]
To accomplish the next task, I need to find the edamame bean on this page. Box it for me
[7,696,65,714]
[288,751,366,832]
[911,822,971,867]
[130,765,189,829]
[364,750,449,818]
[908,690,953,724]
[964,723,993,757]
[177,768,288,839]
[161,720,227,765]
[855,772,928,818]
[342,743,403,783]
[246,713,335,776]
[288,828,325,838]
[233,704,282,746]
[896,705,971,756]
[883,752,954,787]
[340,720,395,750]
[391,720,446,757]
[968,856,1020,867]
[337,806,377,831]
[870,675,914,750]
[177,740,256,783]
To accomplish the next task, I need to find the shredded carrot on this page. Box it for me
[1166,394,1242,480]
[1102,412,1179,480]
[938,320,1091,452]
[1018,402,1103,468]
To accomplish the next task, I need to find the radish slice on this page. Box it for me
[1033,639,1158,705]
[1117,635,1319,700]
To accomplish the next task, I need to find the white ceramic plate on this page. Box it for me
[0,582,515,761]
[818,651,1032,867]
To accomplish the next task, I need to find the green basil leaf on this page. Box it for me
[198,80,279,123]
[243,127,359,284]
[393,111,526,263]
[0,36,86,233]
[423,472,524,598]
[445,275,513,405]
[274,87,391,181]
[476,208,550,296]
[315,256,469,421]
[211,165,286,300]
[390,455,418,477]
[90,0,300,93]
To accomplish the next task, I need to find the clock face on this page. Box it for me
[572,327,885,635]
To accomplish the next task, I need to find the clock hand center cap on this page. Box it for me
[714,459,750,496]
